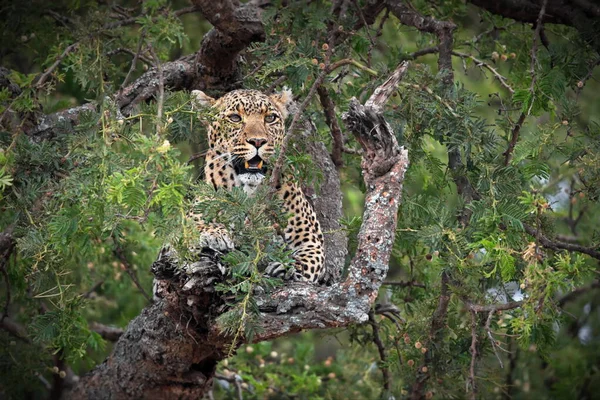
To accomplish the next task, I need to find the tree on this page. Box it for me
[1,0,600,399]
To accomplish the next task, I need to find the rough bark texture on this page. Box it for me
[66,302,225,400]
[66,62,410,399]
[304,136,348,283]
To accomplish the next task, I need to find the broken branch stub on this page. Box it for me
[343,61,408,184]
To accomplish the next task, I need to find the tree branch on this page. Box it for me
[451,50,514,94]
[369,311,392,393]
[504,0,547,166]
[317,87,344,167]
[468,310,478,400]
[523,223,600,261]
[385,0,456,85]
[558,281,600,307]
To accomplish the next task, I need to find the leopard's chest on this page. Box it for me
[236,172,265,196]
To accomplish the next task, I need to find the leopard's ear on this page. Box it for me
[191,90,216,108]
[269,87,293,120]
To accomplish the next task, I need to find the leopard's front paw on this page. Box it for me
[265,262,303,281]
[196,229,235,253]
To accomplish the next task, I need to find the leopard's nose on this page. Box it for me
[246,138,267,149]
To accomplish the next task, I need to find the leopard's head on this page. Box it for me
[192,89,292,183]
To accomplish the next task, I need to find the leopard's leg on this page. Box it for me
[186,150,239,254]
[269,182,325,283]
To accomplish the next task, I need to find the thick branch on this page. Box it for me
[317,87,344,167]
[192,0,265,81]
[303,125,347,284]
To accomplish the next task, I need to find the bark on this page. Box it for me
[66,62,410,399]
[304,130,348,284]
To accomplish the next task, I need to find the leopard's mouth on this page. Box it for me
[235,155,267,174]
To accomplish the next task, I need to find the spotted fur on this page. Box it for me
[190,89,325,283]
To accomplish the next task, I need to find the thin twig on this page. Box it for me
[575,58,600,101]
[0,238,15,322]
[0,317,30,342]
[504,0,547,166]
[269,31,336,189]
[327,58,378,76]
[452,51,514,94]
[35,42,79,88]
[382,280,426,289]
[1,259,11,322]
[187,151,208,165]
[269,69,328,190]
[112,237,153,303]
[468,310,478,399]
[465,300,524,313]
[107,47,153,66]
[410,46,440,59]
[82,280,105,299]
[368,311,391,393]
[558,281,600,307]
[148,45,165,134]
[119,31,147,91]
[503,112,527,166]
[45,10,75,27]
[485,310,504,368]
[90,322,124,341]
[351,0,375,66]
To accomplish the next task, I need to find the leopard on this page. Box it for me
[189,88,325,283]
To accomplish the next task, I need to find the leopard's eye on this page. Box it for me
[265,114,278,123]
[228,114,242,123]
